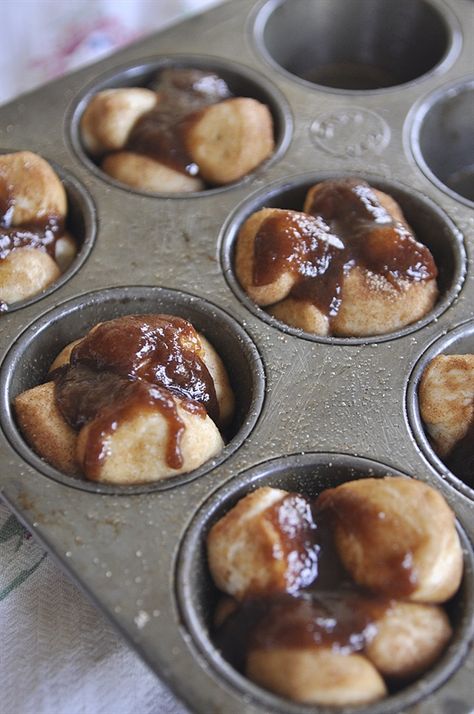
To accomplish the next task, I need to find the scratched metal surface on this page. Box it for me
[0,1,473,713]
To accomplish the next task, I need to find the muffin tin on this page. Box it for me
[0,0,473,712]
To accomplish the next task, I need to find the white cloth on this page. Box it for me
[0,502,187,714]
[0,2,223,711]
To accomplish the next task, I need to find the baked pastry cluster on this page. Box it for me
[207,477,462,706]
[419,353,474,488]
[80,68,275,193]
[0,151,77,311]
[235,177,439,337]
[14,314,235,484]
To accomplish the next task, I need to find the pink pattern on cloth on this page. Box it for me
[29,16,140,81]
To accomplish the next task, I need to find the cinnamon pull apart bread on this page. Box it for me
[0,151,77,310]
[419,354,474,487]
[80,68,275,193]
[207,477,462,706]
[235,177,438,337]
[14,314,235,484]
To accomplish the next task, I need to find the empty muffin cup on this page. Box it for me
[253,0,460,91]
[176,452,474,713]
[410,78,474,206]
[0,286,265,494]
[0,151,96,313]
[407,320,474,500]
[69,55,292,197]
[220,172,466,344]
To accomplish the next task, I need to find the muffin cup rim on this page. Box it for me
[66,52,293,200]
[250,0,462,95]
[176,451,474,714]
[406,318,474,501]
[407,75,474,209]
[219,169,467,345]
[0,285,266,495]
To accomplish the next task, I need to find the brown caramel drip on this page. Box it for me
[253,178,437,320]
[265,493,319,593]
[250,590,389,652]
[54,364,130,429]
[446,407,474,488]
[126,68,232,176]
[0,176,65,261]
[316,487,419,598]
[53,314,220,474]
[82,378,185,477]
[213,488,409,672]
[215,590,390,671]
[54,362,187,475]
[71,314,218,422]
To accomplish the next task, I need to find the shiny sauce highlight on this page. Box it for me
[252,178,437,322]
[53,314,218,475]
[0,176,65,262]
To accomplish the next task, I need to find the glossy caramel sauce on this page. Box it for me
[0,176,65,262]
[53,315,217,475]
[253,178,437,321]
[214,493,392,668]
[126,68,232,175]
[265,492,319,593]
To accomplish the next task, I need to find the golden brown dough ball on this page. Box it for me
[235,208,301,306]
[419,354,474,457]
[0,248,61,304]
[330,266,438,337]
[246,647,387,706]
[80,88,158,155]
[102,152,205,193]
[76,394,223,484]
[186,97,274,185]
[365,601,452,680]
[316,477,463,603]
[14,381,79,475]
[207,487,317,600]
[0,151,67,224]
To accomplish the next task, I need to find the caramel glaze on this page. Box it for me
[0,176,65,262]
[126,68,232,176]
[52,314,218,474]
[253,178,437,321]
[215,494,395,671]
[266,492,319,593]
[446,410,474,488]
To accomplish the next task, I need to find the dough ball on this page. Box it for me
[316,476,463,603]
[0,248,60,303]
[365,601,452,680]
[186,97,274,184]
[207,487,317,600]
[246,646,386,706]
[0,151,67,224]
[80,88,158,155]
[419,354,474,457]
[102,151,204,193]
[14,381,79,475]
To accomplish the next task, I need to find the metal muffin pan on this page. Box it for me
[177,453,474,714]
[0,0,473,712]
